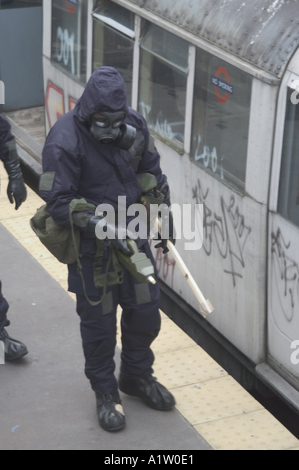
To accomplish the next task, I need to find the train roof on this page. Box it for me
[128,0,299,78]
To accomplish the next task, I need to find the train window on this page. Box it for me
[92,1,135,107]
[138,23,189,153]
[278,86,299,227]
[191,49,252,192]
[51,0,88,83]
[0,0,42,7]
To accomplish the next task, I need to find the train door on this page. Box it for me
[268,69,299,390]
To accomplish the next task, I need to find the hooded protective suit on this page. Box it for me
[40,67,169,393]
[40,67,168,295]
[0,116,17,332]
[0,115,14,153]
[0,115,28,367]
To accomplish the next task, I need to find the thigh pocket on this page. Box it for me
[134,283,151,305]
[101,291,114,315]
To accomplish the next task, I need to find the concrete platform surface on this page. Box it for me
[0,222,212,451]
[1,160,299,451]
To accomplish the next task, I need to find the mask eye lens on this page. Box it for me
[93,114,108,128]
[112,113,126,128]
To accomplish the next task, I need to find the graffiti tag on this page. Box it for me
[154,248,176,288]
[271,228,299,322]
[192,178,252,287]
[193,135,224,178]
[139,102,184,144]
[56,27,75,75]
[45,81,65,129]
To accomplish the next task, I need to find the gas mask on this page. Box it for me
[90,111,136,150]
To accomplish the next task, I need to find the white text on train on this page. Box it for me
[290,340,299,365]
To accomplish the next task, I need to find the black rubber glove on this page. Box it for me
[4,140,27,210]
[155,210,176,254]
[86,215,132,256]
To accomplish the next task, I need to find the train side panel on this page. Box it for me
[155,137,268,365]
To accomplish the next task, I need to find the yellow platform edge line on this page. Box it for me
[1,169,299,451]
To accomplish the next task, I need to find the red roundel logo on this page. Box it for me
[213,67,233,104]
[65,0,76,14]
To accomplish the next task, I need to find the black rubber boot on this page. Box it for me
[96,390,126,432]
[0,328,28,361]
[118,374,175,411]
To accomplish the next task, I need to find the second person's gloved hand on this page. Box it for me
[4,140,27,210]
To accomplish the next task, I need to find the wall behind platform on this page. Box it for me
[0,6,44,110]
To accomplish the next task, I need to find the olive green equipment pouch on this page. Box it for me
[30,202,91,265]
[30,198,97,265]
[30,198,112,307]
[93,238,124,289]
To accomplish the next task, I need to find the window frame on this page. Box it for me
[277,76,299,227]
[190,46,253,193]
[91,2,136,107]
[51,0,88,85]
[269,71,294,213]
[137,20,191,154]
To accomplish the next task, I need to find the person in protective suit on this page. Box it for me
[40,67,176,432]
[0,114,28,360]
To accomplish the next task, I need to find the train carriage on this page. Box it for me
[42,0,299,409]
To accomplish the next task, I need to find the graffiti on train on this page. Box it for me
[149,238,176,288]
[45,81,77,128]
[45,82,65,129]
[192,178,252,287]
[155,248,176,288]
[193,135,224,178]
[271,228,299,322]
[56,27,76,75]
[139,102,184,144]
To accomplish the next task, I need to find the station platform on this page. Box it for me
[1,109,299,451]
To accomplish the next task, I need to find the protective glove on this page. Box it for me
[4,140,27,210]
[155,209,176,255]
[87,215,132,256]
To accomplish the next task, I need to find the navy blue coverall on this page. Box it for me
[40,67,169,394]
[0,115,14,333]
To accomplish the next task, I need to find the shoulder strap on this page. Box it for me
[69,199,105,307]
